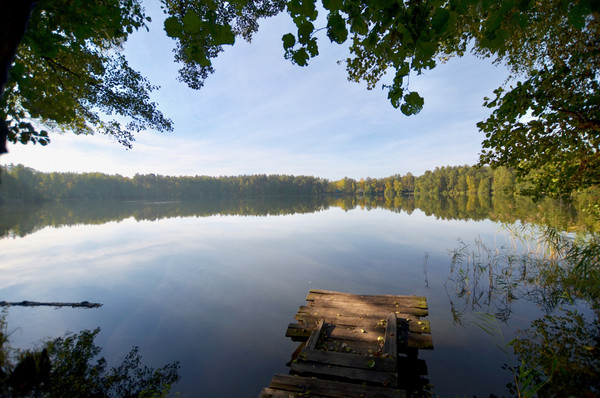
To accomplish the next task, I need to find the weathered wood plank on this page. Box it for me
[259,387,338,398]
[266,374,406,398]
[406,333,434,349]
[311,336,382,355]
[291,361,398,387]
[324,325,387,344]
[307,290,428,309]
[259,387,301,398]
[308,289,425,301]
[382,312,397,364]
[305,320,324,351]
[305,300,427,314]
[292,312,424,329]
[296,304,429,318]
[411,320,431,333]
[313,328,432,350]
[287,326,432,349]
[286,318,430,339]
[297,349,396,372]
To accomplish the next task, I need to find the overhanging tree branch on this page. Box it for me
[0,0,38,155]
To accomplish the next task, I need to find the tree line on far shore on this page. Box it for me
[0,164,596,205]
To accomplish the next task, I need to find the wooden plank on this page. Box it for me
[382,312,397,364]
[292,312,424,329]
[324,326,387,344]
[296,305,428,318]
[308,288,420,299]
[287,326,432,350]
[259,387,301,398]
[306,291,428,309]
[290,361,398,387]
[305,300,427,315]
[305,320,324,350]
[308,289,426,302]
[307,336,380,356]
[267,374,406,398]
[411,320,431,333]
[286,319,430,339]
[406,333,434,349]
[296,349,396,372]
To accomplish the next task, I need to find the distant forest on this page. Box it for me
[0,164,594,204]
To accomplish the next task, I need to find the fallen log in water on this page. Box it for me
[0,300,102,308]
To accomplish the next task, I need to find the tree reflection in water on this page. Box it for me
[0,319,180,398]
[445,225,599,397]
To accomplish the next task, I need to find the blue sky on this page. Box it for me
[2,2,509,180]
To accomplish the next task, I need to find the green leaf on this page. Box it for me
[282,33,296,49]
[366,359,375,368]
[183,10,202,34]
[287,0,318,20]
[327,12,348,44]
[323,0,343,12]
[185,45,211,66]
[485,10,503,33]
[386,83,404,108]
[212,24,235,45]
[568,2,590,29]
[397,62,409,77]
[401,91,424,115]
[287,0,301,16]
[291,48,309,66]
[306,38,319,57]
[300,0,318,21]
[350,15,368,36]
[431,8,450,34]
[164,17,184,38]
[416,40,437,60]
[297,20,314,44]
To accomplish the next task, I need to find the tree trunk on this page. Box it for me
[0,0,37,154]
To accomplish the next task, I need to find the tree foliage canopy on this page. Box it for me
[1,0,173,149]
[476,1,600,199]
[160,0,285,89]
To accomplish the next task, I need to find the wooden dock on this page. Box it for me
[259,289,433,397]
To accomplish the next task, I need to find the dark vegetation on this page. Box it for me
[2,163,598,205]
[0,319,180,398]
[1,182,598,239]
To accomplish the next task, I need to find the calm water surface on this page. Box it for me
[0,198,566,396]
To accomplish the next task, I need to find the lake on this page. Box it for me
[0,196,593,397]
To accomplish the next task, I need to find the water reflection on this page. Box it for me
[445,226,600,397]
[0,195,597,397]
[0,319,180,397]
[0,193,596,239]
[510,309,599,397]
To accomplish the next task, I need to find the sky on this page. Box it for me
[2,2,510,181]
